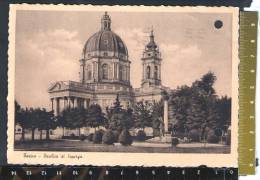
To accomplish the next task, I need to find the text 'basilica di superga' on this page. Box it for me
[48,12,171,115]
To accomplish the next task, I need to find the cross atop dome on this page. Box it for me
[101,11,111,31]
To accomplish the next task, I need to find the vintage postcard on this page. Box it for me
[8,4,239,167]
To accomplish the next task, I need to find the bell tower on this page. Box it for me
[141,30,162,88]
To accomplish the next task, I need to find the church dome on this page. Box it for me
[82,12,128,59]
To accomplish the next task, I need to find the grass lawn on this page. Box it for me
[14,139,231,153]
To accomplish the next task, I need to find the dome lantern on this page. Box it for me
[101,11,111,31]
[82,12,128,59]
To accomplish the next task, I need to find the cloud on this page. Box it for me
[160,43,204,88]
[115,27,147,88]
[16,28,83,108]
[115,27,205,90]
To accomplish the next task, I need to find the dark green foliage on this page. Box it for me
[188,129,200,142]
[59,105,105,136]
[109,110,133,132]
[207,130,219,143]
[93,130,103,144]
[119,129,133,146]
[216,96,231,130]
[59,108,85,136]
[136,130,146,141]
[102,130,115,145]
[113,130,120,142]
[151,100,164,136]
[79,134,86,141]
[214,128,223,137]
[133,101,153,129]
[171,137,179,147]
[168,72,231,142]
[87,133,94,141]
[86,104,106,129]
[107,96,134,132]
[36,108,56,140]
[70,133,75,137]
[15,101,57,141]
[168,86,192,134]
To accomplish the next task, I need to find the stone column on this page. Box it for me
[158,64,161,80]
[93,61,98,82]
[68,97,73,109]
[128,66,130,82]
[51,98,54,111]
[55,98,60,116]
[83,99,87,109]
[151,64,154,79]
[126,66,129,81]
[63,97,68,110]
[87,99,90,108]
[164,100,169,133]
[116,63,119,79]
[112,62,115,80]
[74,97,78,108]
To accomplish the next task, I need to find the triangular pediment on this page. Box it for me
[48,81,68,92]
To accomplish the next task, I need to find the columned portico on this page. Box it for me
[50,95,92,116]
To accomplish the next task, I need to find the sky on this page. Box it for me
[15,10,233,109]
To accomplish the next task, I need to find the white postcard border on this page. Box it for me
[7,4,239,167]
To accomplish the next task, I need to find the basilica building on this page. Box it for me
[48,12,171,115]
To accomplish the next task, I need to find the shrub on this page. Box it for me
[172,137,179,147]
[93,130,103,144]
[207,130,219,143]
[136,130,146,141]
[119,129,133,146]
[79,134,86,141]
[113,131,120,142]
[174,132,186,139]
[188,129,200,142]
[87,133,94,141]
[102,130,115,145]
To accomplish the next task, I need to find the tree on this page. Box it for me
[86,104,105,131]
[186,72,219,141]
[168,72,223,142]
[15,101,26,141]
[25,108,39,141]
[37,109,57,140]
[151,100,164,136]
[107,95,133,132]
[60,108,85,136]
[119,129,133,146]
[216,96,231,131]
[168,86,192,135]
[133,101,153,130]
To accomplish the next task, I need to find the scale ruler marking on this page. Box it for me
[239,11,258,175]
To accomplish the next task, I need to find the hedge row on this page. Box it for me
[87,129,133,146]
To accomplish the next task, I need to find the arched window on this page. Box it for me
[87,64,92,80]
[119,65,123,81]
[102,64,108,80]
[154,66,158,79]
[146,66,151,79]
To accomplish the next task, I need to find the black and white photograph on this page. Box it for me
[8,5,239,166]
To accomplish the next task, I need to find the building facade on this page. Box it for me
[48,12,171,115]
